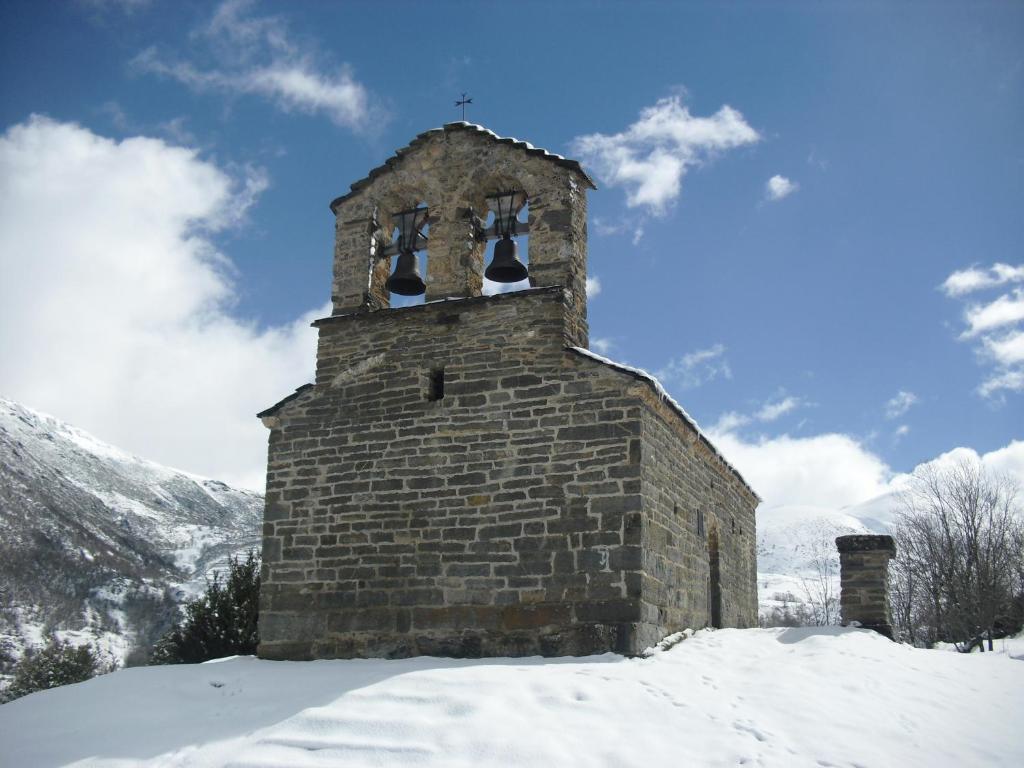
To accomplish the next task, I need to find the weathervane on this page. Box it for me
[454,92,473,121]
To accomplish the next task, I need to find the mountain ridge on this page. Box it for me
[0,397,261,678]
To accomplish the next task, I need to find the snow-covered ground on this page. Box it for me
[2,627,1021,768]
[936,633,1024,660]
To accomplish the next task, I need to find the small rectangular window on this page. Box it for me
[696,510,705,538]
[428,367,445,401]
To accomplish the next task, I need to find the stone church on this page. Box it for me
[257,122,759,660]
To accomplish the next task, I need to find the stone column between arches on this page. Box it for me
[425,206,485,302]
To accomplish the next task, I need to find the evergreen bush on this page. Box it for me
[3,638,101,703]
[150,551,260,664]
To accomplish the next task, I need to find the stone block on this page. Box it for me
[501,603,572,630]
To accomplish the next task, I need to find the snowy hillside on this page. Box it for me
[2,627,1021,767]
[755,494,900,622]
[0,398,261,675]
[756,504,869,620]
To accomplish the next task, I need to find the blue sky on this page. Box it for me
[1,0,1021,497]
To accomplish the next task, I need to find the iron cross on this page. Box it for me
[455,92,473,121]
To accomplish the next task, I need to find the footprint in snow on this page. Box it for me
[733,720,769,743]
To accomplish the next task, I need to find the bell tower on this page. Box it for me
[327,122,595,347]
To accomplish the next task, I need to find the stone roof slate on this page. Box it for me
[329,122,597,213]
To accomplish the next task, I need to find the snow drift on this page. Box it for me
[1,627,1021,767]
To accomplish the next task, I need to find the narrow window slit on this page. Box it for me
[428,368,445,401]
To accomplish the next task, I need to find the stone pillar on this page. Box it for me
[425,206,484,302]
[527,178,589,349]
[330,198,387,315]
[835,534,897,639]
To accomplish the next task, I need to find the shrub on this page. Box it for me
[2,638,101,703]
[150,551,260,664]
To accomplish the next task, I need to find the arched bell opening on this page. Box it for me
[383,203,430,308]
[482,191,531,296]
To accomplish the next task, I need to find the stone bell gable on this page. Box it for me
[257,124,758,660]
[328,122,595,347]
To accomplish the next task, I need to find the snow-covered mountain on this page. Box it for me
[0,398,262,676]
[755,495,897,622]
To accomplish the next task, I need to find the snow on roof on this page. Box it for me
[567,346,758,500]
[329,122,597,212]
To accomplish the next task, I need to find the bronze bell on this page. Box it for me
[485,235,529,283]
[385,251,426,296]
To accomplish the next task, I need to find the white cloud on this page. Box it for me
[590,337,614,355]
[133,0,378,131]
[0,116,322,490]
[591,216,645,245]
[710,416,1024,512]
[978,369,1024,398]
[656,343,732,390]
[806,148,828,171]
[943,264,1024,400]
[571,95,759,215]
[983,329,1024,367]
[894,425,910,440]
[979,439,1024,482]
[586,276,601,298]
[904,442,1024,493]
[941,262,1024,297]
[756,396,801,422]
[764,175,798,201]
[884,390,918,420]
[961,288,1024,337]
[711,411,751,433]
[712,430,892,509]
[592,217,627,237]
[710,396,802,434]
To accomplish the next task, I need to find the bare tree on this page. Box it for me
[892,459,1023,650]
[799,536,840,626]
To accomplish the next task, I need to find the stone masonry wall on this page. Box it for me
[260,288,759,659]
[638,401,758,647]
[259,289,645,659]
